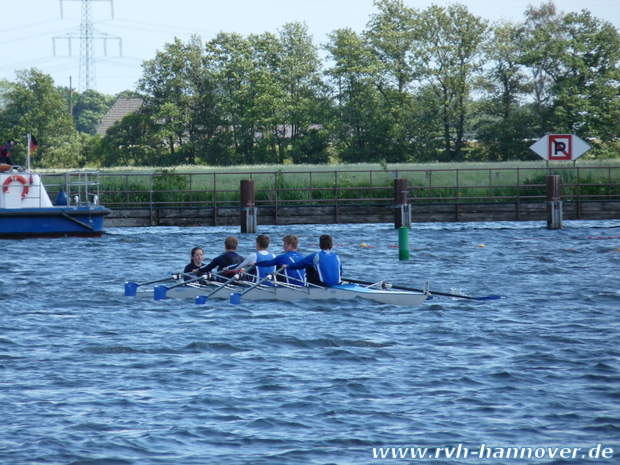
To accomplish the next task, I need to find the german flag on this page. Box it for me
[29,134,38,154]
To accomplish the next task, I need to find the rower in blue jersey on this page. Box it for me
[233,234,275,282]
[253,234,306,286]
[198,236,244,281]
[283,234,342,286]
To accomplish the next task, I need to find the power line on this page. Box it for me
[53,0,122,92]
[99,17,218,37]
[0,27,75,46]
[4,19,66,34]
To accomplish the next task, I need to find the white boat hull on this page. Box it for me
[131,280,428,307]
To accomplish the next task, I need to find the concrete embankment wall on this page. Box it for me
[105,200,620,228]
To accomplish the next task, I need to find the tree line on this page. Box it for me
[1,0,619,169]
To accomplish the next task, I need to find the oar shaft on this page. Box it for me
[194,266,255,304]
[342,277,502,301]
[230,268,281,304]
[138,276,177,286]
[154,274,208,300]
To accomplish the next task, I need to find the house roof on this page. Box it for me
[97,97,144,136]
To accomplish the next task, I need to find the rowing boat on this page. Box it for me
[125,276,429,307]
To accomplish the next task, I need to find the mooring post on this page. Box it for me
[394,178,411,229]
[240,179,257,233]
[546,175,562,230]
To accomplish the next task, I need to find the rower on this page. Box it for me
[232,234,275,282]
[253,234,306,286]
[183,247,205,281]
[283,234,342,286]
[198,236,244,282]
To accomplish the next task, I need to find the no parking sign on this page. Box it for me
[529,134,591,161]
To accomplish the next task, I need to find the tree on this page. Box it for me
[366,0,418,93]
[204,32,258,165]
[1,68,81,168]
[416,4,488,160]
[246,31,289,164]
[363,0,421,162]
[138,35,206,164]
[203,25,329,165]
[473,21,538,160]
[91,111,162,167]
[60,88,116,135]
[563,12,620,141]
[276,22,330,163]
[325,27,391,162]
[522,2,620,142]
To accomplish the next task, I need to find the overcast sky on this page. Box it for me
[1,0,619,96]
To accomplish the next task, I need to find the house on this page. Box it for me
[97,97,144,136]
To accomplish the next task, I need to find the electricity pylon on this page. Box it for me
[53,0,122,91]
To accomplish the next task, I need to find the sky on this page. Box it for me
[1,0,619,96]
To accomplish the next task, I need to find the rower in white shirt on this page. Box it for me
[232,234,275,282]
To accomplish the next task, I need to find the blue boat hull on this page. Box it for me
[0,206,111,239]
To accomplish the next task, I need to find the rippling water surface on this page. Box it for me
[1,221,619,464]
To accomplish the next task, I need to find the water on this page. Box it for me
[1,221,619,465]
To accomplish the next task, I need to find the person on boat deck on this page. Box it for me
[0,140,16,165]
[283,234,342,287]
[253,234,306,286]
[232,234,275,282]
[183,247,205,281]
[198,236,244,281]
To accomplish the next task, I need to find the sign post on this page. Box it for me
[529,134,591,230]
[529,134,591,162]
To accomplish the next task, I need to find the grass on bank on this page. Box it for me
[39,160,620,207]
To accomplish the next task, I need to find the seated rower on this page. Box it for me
[232,234,275,282]
[283,234,342,286]
[198,236,244,281]
[253,234,306,286]
[183,247,205,281]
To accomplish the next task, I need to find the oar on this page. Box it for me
[125,275,177,296]
[195,266,254,305]
[125,268,212,297]
[125,262,210,297]
[342,277,506,301]
[153,274,207,300]
[230,268,281,304]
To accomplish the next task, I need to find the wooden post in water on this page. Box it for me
[240,180,257,233]
[546,175,562,230]
[394,178,411,229]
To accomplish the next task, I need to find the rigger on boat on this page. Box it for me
[125,270,431,307]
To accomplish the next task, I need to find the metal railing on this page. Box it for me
[39,166,620,211]
[39,170,103,206]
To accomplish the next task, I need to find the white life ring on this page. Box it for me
[2,175,30,199]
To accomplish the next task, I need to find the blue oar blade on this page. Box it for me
[124,281,138,297]
[153,285,169,301]
[474,295,507,301]
[195,295,208,305]
[230,292,242,305]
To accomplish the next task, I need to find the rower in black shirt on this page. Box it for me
[198,236,244,281]
[182,247,205,281]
